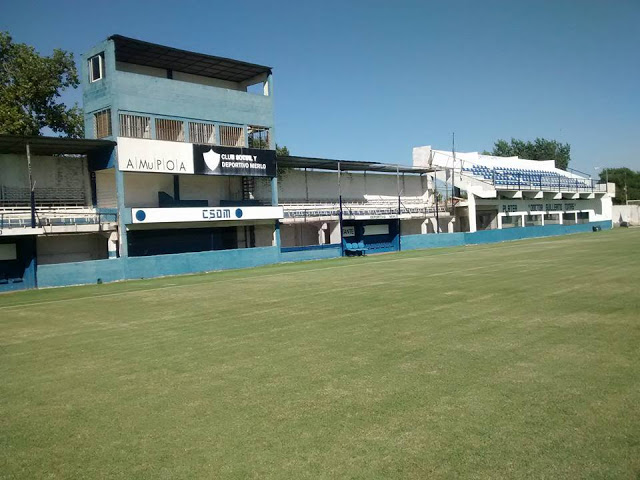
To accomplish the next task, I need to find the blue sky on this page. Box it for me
[2,0,638,174]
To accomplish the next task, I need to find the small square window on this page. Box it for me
[89,54,104,83]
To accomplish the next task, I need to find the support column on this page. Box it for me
[497,214,503,230]
[107,231,119,259]
[114,150,128,257]
[447,219,455,233]
[468,194,477,233]
[521,213,526,227]
[271,176,280,248]
[26,143,36,228]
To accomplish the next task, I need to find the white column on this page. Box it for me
[497,214,503,230]
[468,194,477,233]
[108,231,119,259]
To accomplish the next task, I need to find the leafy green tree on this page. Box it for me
[0,31,83,137]
[598,168,640,205]
[489,137,571,170]
[276,144,290,157]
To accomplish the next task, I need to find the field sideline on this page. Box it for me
[2,229,639,479]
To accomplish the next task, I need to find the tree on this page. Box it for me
[598,168,640,205]
[489,137,571,170]
[0,32,83,137]
[276,144,290,157]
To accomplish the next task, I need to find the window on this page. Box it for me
[88,54,104,82]
[156,118,185,142]
[577,212,590,224]
[94,109,112,138]
[189,122,216,145]
[119,114,150,139]
[219,125,245,147]
[248,126,269,149]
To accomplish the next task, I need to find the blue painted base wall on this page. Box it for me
[32,221,612,290]
[37,246,280,289]
[281,244,341,263]
[402,221,613,251]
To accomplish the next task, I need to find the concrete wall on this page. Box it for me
[0,154,91,203]
[281,223,323,247]
[402,220,612,251]
[122,173,243,207]
[36,234,109,265]
[400,219,424,235]
[37,246,280,288]
[28,220,613,290]
[280,244,341,263]
[612,205,640,226]
[95,169,117,208]
[277,169,429,202]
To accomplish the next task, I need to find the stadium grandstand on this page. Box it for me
[414,146,614,233]
[0,35,615,292]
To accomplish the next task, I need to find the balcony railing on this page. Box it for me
[0,208,117,230]
[281,200,446,220]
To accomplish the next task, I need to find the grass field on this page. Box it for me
[1,228,639,479]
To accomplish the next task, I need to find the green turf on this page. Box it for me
[2,228,640,479]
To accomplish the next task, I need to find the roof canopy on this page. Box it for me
[110,35,272,84]
[0,135,116,156]
[278,155,436,174]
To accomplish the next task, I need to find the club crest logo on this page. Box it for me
[202,148,221,172]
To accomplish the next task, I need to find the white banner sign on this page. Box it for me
[117,137,194,174]
[364,224,390,235]
[131,206,284,224]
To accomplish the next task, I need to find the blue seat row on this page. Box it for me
[343,239,368,256]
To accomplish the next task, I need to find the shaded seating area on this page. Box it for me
[342,239,368,256]
[462,165,594,191]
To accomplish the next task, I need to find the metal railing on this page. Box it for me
[281,200,446,219]
[462,170,607,193]
[0,208,117,230]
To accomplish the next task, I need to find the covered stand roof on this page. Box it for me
[277,155,437,174]
[110,34,272,83]
[0,135,116,156]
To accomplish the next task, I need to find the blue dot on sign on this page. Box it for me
[235,208,243,218]
[135,210,146,221]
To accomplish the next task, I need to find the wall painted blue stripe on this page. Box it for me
[281,245,341,263]
[281,244,340,253]
[401,232,466,250]
[464,221,612,245]
[33,221,612,289]
[37,246,280,288]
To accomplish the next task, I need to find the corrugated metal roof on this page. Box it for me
[277,155,436,174]
[110,35,272,83]
[0,135,116,155]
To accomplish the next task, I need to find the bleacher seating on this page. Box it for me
[342,239,368,256]
[461,165,594,191]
